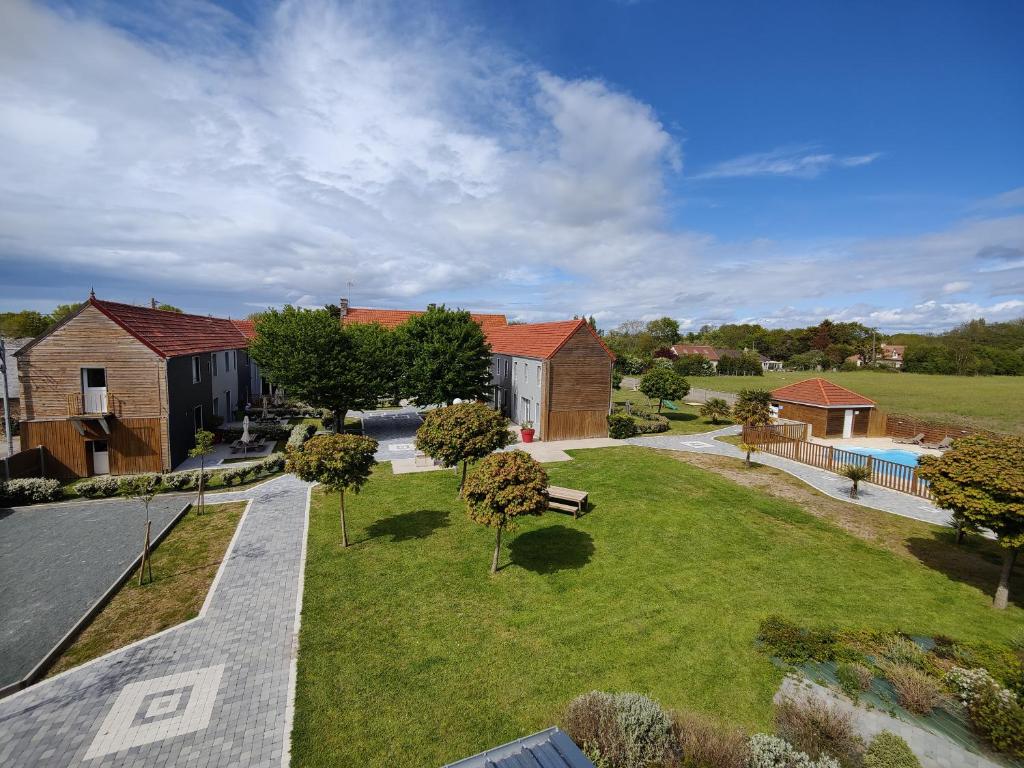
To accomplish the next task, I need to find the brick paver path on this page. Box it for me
[629,427,953,528]
[0,474,311,767]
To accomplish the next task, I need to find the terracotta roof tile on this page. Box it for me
[91,299,249,358]
[486,320,615,360]
[343,307,508,330]
[771,378,875,408]
[231,319,256,339]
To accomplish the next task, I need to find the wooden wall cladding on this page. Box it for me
[547,327,612,413]
[545,409,609,441]
[20,417,164,480]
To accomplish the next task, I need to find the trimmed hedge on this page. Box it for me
[0,477,63,505]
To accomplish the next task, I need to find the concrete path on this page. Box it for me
[777,676,1001,768]
[628,427,952,528]
[0,496,190,690]
[0,474,311,767]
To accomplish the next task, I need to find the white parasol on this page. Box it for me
[242,415,251,444]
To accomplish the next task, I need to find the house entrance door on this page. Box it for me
[91,440,110,475]
[82,368,108,413]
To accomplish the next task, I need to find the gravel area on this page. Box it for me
[0,495,190,689]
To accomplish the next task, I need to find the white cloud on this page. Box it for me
[942,281,971,294]
[693,146,881,180]
[972,186,1024,211]
[0,0,1018,334]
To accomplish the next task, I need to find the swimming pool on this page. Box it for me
[840,446,921,468]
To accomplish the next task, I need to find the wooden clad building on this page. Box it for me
[15,297,251,480]
[770,378,877,439]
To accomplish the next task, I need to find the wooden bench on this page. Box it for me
[546,485,589,519]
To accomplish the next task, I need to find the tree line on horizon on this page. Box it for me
[0,301,183,338]
[597,315,1024,376]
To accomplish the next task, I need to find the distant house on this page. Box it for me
[15,297,252,478]
[771,378,876,438]
[668,344,720,368]
[341,302,615,440]
[878,344,905,369]
[1,337,31,442]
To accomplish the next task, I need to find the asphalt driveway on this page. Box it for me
[356,407,425,461]
[0,495,190,689]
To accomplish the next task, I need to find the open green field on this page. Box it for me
[612,386,732,434]
[292,447,1022,767]
[703,371,1024,433]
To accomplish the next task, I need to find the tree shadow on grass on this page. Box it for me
[665,412,699,424]
[508,525,595,574]
[905,531,1022,609]
[365,509,450,543]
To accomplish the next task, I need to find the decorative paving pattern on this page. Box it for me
[0,474,311,767]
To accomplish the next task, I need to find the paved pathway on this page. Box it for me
[628,427,952,527]
[0,496,190,689]
[0,474,311,767]
[358,406,425,462]
[777,676,1001,768]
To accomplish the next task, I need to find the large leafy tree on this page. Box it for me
[396,306,492,406]
[249,306,393,431]
[733,389,773,427]
[415,402,514,492]
[463,450,549,574]
[0,310,50,338]
[638,367,689,412]
[288,434,378,547]
[918,435,1024,609]
[646,317,680,349]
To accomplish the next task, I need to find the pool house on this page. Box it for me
[771,378,880,439]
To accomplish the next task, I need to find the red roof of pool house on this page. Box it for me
[771,378,875,409]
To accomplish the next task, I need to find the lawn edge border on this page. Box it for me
[281,482,313,768]
[0,495,254,701]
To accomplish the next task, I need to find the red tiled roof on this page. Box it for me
[90,299,249,358]
[231,319,256,339]
[342,307,508,330]
[771,378,875,408]
[670,344,719,361]
[485,319,615,361]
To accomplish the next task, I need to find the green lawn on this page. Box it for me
[699,371,1024,433]
[292,447,1022,767]
[612,386,732,434]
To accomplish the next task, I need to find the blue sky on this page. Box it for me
[0,0,1021,331]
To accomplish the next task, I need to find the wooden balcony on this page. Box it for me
[67,391,120,435]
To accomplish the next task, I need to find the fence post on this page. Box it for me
[2,455,8,483]
[38,445,46,479]
[866,455,874,480]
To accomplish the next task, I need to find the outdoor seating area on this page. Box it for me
[545,485,589,518]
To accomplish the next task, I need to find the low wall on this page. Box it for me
[1,446,45,481]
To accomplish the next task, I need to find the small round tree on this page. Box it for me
[918,434,1024,609]
[463,450,549,574]
[288,433,378,547]
[839,463,872,499]
[121,473,161,585]
[700,398,732,425]
[415,402,515,493]
[739,440,760,468]
[638,367,690,413]
[188,429,215,514]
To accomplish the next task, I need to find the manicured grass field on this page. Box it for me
[702,371,1024,433]
[47,500,246,676]
[612,386,732,434]
[292,448,1022,767]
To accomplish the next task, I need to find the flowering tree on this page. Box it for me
[288,434,378,547]
[463,451,549,574]
[918,435,1024,609]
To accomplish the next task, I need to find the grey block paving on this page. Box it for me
[0,496,192,688]
[0,474,310,767]
[628,427,953,527]
[357,406,424,461]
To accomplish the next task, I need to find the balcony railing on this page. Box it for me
[67,391,120,417]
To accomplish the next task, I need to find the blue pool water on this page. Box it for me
[841,447,921,468]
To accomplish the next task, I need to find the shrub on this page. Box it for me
[878,636,928,670]
[221,467,250,486]
[836,663,874,697]
[757,617,837,663]
[562,691,671,768]
[612,370,623,390]
[774,697,864,768]
[879,662,944,715]
[863,732,921,768]
[669,709,748,768]
[945,666,1007,707]
[74,475,120,498]
[162,469,209,491]
[287,422,317,451]
[255,453,286,475]
[117,473,162,495]
[0,477,63,505]
[608,412,638,439]
[746,733,840,768]
[969,679,1024,757]
[632,412,670,435]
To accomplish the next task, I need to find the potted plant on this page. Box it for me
[520,421,535,443]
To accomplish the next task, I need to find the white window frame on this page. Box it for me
[192,355,202,383]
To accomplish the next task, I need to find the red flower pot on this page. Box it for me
[521,428,535,443]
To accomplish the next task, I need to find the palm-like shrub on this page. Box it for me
[838,463,872,499]
[732,389,773,427]
[700,397,732,424]
[463,450,548,574]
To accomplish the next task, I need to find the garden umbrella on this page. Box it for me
[242,415,250,443]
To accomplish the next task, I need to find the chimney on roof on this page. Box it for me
[338,298,348,318]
